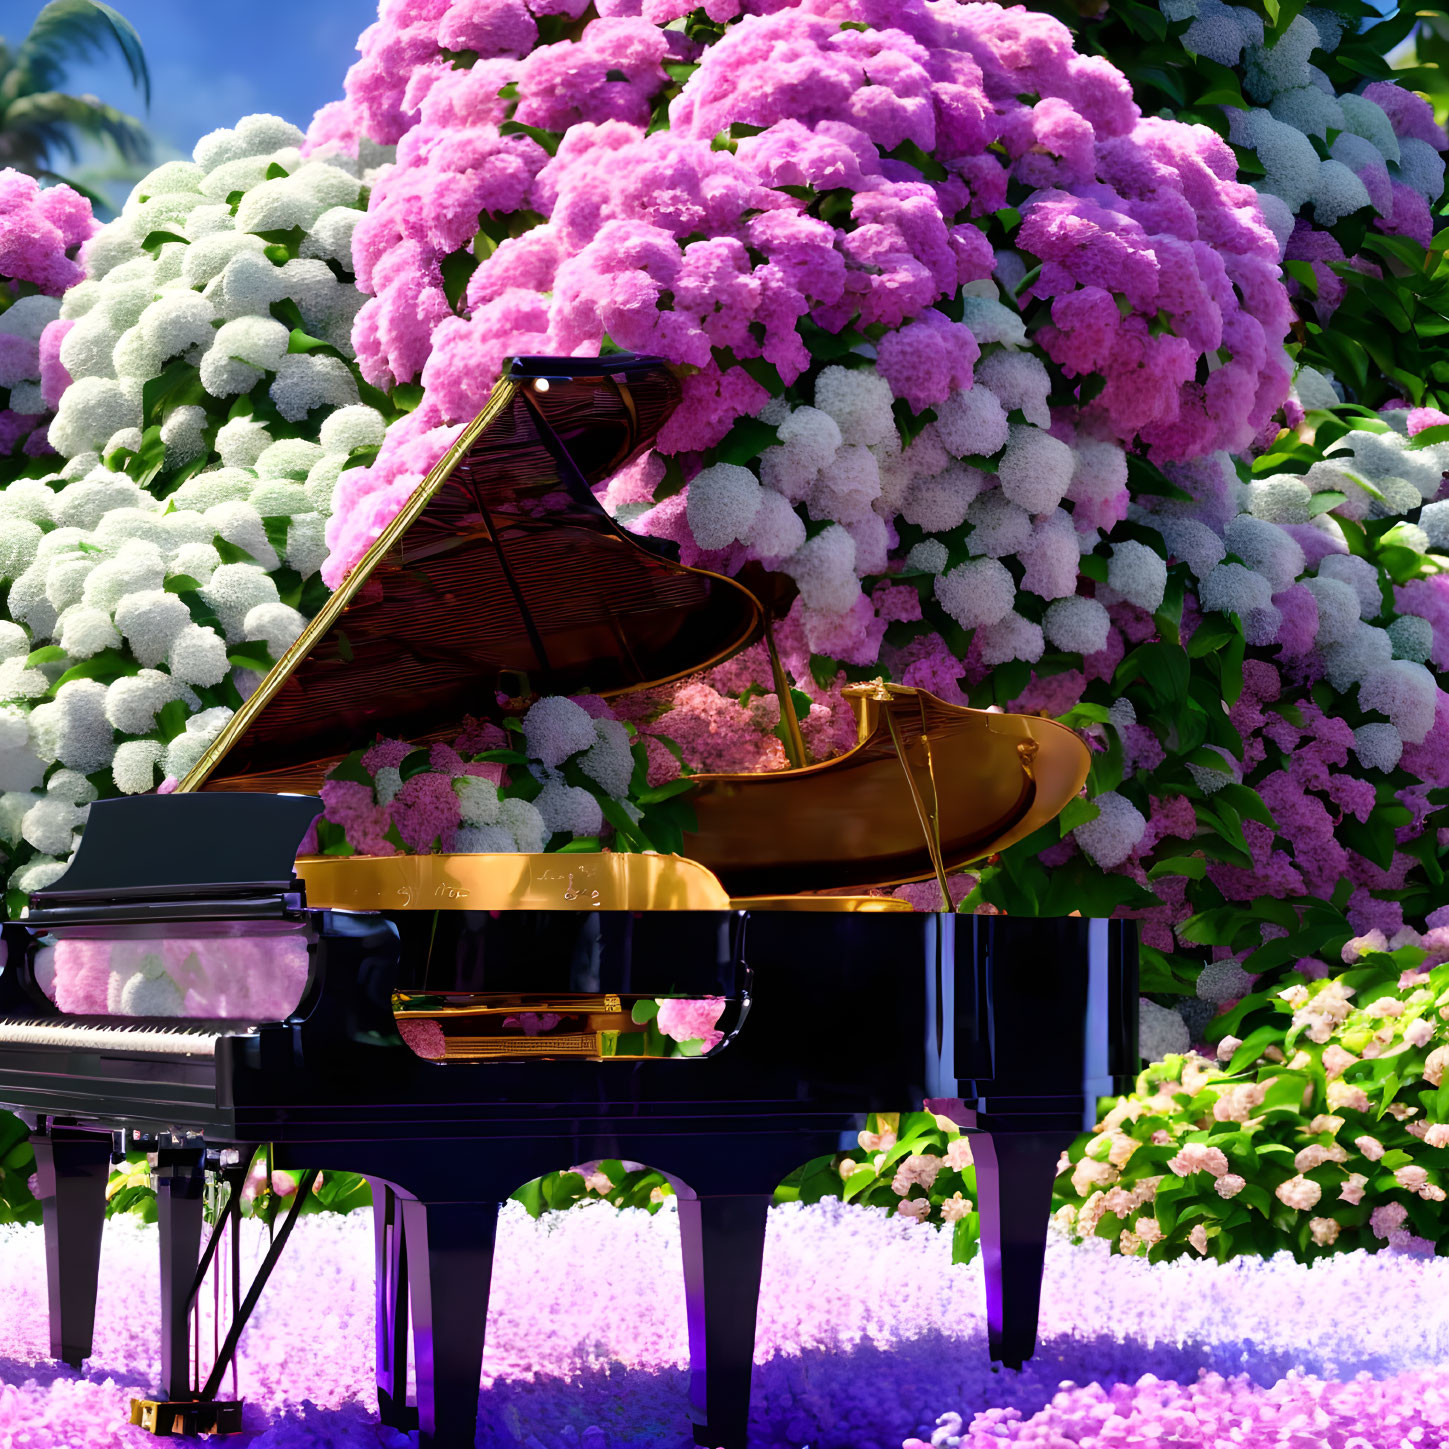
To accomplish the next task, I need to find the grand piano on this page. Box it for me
[0,355,1138,1447]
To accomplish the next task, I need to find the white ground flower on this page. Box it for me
[1318,553,1382,618]
[901,463,983,532]
[965,490,1032,558]
[256,438,326,480]
[808,444,881,524]
[1388,614,1433,664]
[905,539,948,574]
[1358,659,1438,744]
[975,610,1044,667]
[204,501,279,572]
[105,669,185,735]
[454,776,501,827]
[180,231,268,290]
[199,316,289,397]
[57,606,120,659]
[1302,575,1360,647]
[534,781,604,838]
[934,385,1010,459]
[163,705,234,780]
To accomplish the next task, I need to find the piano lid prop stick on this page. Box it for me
[761,608,809,770]
[883,700,953,908]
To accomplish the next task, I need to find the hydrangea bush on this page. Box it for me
[0,171,95,484]
[0,118,390,906]
[1051,935,1449,1263]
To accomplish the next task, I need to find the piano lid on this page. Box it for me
[182,355,765,795]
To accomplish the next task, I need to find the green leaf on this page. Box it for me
[710,416,778,467]
[140,229,187,253]
[49,649,140,693]
[1148,855,1207,881]
[25,646,66,667]
[630,998,659,1025]
[286,328,343,358]
[226,640,273,673]
[498,120,560,155]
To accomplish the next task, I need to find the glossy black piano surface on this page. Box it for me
[0,793,1137,1449]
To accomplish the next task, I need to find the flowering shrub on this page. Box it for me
[1052,936,1449,1262]
[0,118,389,906]
[0,170,95,485]
[306,694,697,856]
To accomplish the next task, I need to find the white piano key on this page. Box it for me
[0,1018,255,1057]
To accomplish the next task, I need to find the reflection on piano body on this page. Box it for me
[0,355,1138,1449]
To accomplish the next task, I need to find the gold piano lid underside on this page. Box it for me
[293,852,920,912]
[181,360,764,796]
[681,684,1090,896]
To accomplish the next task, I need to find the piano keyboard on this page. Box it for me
[0,1017,257,1057]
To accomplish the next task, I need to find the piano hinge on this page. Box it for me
[128,1398,243,1436]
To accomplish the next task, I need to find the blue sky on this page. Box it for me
[0,0,379,199]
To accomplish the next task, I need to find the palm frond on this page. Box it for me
[4,89,152,166]
[12,0,150,108]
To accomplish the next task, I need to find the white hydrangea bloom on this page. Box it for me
[299,205,363,266]
[1338,92,1400,163]
[269,346,360,423]
[204,501,278,572]
[1073,791,1147,868]
[1247,476,1311,524]
[975,351,1051,428]
[496,796,547,853]
[211,250,289,321]
[455,824,517,852]
[1353,721,1403,773]
[256,438,326,481]
[686,463,761,549]
[934,556,1015,629]
[215,416,273,469]
[522,695,596,768]
[579,718,634,798]
[162,704,234,780]
[1395,137,1446,204]
[1321,620,1394,691]
[743,489,806,564]
[170,541,222,584]
[114,589,192,667]
[1043,595,1111,654]
[1243,13,1320,102]
[29,679,114,771]
[48,377,142,456]
[57,606,121,659]
[1196,957,1253,1005]
[243,601,306,656]
[20,796,86,856]
[534,781,603,838]
[1188,745,1239,794]
[1182,0,1261,62]
[0,623,29,660]
[813,365,895,447]
[784,524,858,613]
[167,623,230,686]
[1301,575,1360,647]
[1318,553,1382,618]
[1382,521,1429,555]
[933,385,1011,460]
[1158,517,1226,578]
[905,539,948,574]
[1106,540,1168,612]
[808,444,881,524]
[235,161,361,235]
[318,405,386,455]
[181,230,268,290]
[454,775,501,827]
[105,669,184,735]
[198,563,279,640]
[160,405,208,466]
[199,316,289,397]
[901,462,984,532]
[249,481,309,516]
[0,520,44,582]
[283,514,328,578]
[998,425,1074,514]
[846,511,890,575]
[1223,514,1303,591]
[1312,159,1372,226]
[1232,108,1320,213]
[0,294,61,344]
[1358,659,1438,744]
[965,489,1031,558]
[759,405,842,500]
[958,296,1027,348]
[1389,614,1434,664]
[112,739,165,794]
[1268,85,1344,140]
[193,114,305,172]
[975,610,1044,667]
[10,857,71,893]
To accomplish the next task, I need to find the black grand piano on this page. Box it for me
[0,355,1138,1448]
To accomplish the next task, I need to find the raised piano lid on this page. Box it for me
[180,355,764,796]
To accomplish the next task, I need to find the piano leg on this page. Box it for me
[969,1128,1075,1369]
[154,1148,206,1401]
[370,1182,417,1431]
[678,1193,772,1449]
[31,1124,111,1368]
[400,1199,499,1449]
